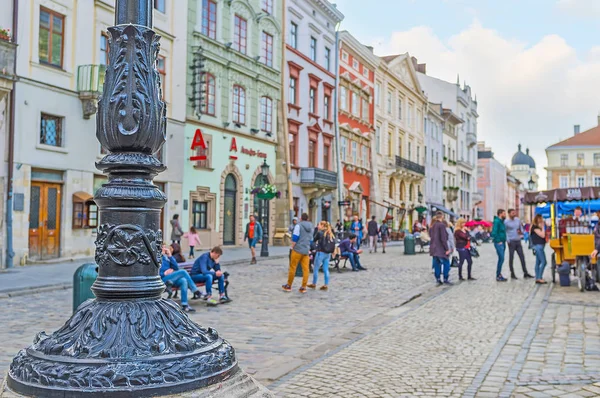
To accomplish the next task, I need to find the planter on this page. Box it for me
[256,192,276,200]
[0,34,10,42]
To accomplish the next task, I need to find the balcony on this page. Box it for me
[299,168,337,188]
[395,156,425,176]
[76,64,106,119]
[0,39,17,84]
[466,132,477,148]
[457,159,473,169]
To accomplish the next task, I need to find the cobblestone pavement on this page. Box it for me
[272,247,600,398]
[0,245,429,387]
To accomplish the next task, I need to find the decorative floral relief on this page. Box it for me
[95,224,161,268]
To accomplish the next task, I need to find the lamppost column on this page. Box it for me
[261,198,270,257]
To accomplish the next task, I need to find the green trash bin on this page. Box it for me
[73,263,98,313]
[404,234,416,255]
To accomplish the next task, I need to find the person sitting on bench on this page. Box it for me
[191,246,230,303]
[160,245,202,313]
[338,233,367,271]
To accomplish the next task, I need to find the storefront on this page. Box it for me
[181,124,277,249]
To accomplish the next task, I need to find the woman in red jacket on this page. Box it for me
[454,218,476,281]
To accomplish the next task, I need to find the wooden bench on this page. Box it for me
[169,262,229,299]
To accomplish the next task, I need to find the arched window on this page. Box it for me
[388,178,395,199]
[232,85,246,125]
[204,73,216,116]
[260,96,272,133]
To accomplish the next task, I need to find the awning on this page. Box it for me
[73,191,94,202]
[348,181,363,193]
[427,203,458,218]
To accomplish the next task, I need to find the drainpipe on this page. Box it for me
[333,25,343,223]
[6,0,19,269]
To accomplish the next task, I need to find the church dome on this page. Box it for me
[511,144,536,169]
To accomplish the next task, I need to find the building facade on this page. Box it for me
[373,54,427,231]
[424,102,444,217]
[284,0,343,223]
[476,142,507,221]
[441,107,462,216]
[183,0,282,248]
[546,122,600,189]
[6,0,185,265]
[337,31,378,222]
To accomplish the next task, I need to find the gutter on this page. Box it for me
[6,0,18,269]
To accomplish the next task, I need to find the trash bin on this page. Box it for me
[404,234,416,255]
[557,262,571,287]
[73,263,98,313]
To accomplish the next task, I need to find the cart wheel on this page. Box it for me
[551,253,556,284]
[594,262,600,284]
[576,256,588,292]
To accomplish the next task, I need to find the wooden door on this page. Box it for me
[29,182,61,260]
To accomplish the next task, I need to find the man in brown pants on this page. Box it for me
[282,213,313,293]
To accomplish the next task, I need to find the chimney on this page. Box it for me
[411,56,418,70]
[417,63,427,74]
[365,45,374,53]
[574,125,580,135]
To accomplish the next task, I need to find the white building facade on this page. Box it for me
[7,0,186,264]
[424,102,444,215]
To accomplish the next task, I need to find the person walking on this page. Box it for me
[282,213,313,293]
[505,208,533,279]
[367,216,379,253]
[454,218,475,281]
[244,214,263,265]
[430,212,451,285]
[308,221,335,290]
[170,214,184,244]
[530,214,548,284]
[379,220,390,253]
[351,215,363,248]
[491,209,508,282]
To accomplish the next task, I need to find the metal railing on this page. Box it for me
[300,167,337,188]
[77,64,106,93]
[395,156,425,175]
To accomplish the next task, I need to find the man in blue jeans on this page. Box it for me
[191,246,230,304]
[491,209,508,282]
[160,245,202,312]
[338,233,367,271]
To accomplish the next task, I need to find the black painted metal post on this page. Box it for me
[6,2,238,396]
[260,198,270,257]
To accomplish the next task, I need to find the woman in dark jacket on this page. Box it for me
[430,212,450,284]
[454,218,475,281]
[170,242,186,263]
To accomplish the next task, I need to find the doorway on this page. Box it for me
[223,174,237,245]
[29,182,62,260]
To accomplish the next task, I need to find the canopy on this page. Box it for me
[535,200,600,217]
[427,203,458,218]
[524,187,599,204]
[465,220,492,228]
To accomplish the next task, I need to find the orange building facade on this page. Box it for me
[337,31,380,221]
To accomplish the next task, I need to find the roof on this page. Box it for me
[547,125,600,149]
[511,144,536,168]
[381,55,401,63]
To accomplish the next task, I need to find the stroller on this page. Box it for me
[414,231,430,253]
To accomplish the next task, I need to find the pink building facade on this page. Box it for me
[476,143,507,221]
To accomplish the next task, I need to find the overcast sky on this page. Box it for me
[334,0,600,189]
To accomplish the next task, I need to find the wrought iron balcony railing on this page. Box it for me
[300,167,338,188]
[395,156,425,175]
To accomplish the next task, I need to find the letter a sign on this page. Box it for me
[190,129,207,161]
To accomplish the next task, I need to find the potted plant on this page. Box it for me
[0,27,11,41]
[250,184,281,200]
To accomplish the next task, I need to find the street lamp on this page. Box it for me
[260,159,270,258]
[418,190,423,203]
[528,177,535,191]
[6,1,266,396]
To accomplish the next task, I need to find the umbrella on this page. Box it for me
[465,220,492,228]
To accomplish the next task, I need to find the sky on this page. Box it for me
[333,0,600,189]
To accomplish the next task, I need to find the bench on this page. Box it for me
[169,262,230,299]
[331,254,349,273]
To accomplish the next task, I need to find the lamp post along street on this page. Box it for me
[5,2,270,396]
[260,159,270,258]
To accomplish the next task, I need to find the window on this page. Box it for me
[375,126,381,153]
[157,55,166,100]
[594,176,600,187]
[309,88,316,114]
[40,113,63,147]
[261,0,273,14]
[560,175,569,188]
[289,77,297,105]
[352,59,359,70]
[342,51,348,62]
[323,95,331,120]
[560,154,568,167]
[192,201,208,229]
[352,92,359,116]
[362,145,368,168]
[233,15,247,54]
[595,153,600,166]
[201,0,217,39]
[577,153,584,167]
[261,31,273,67]
[293,197,299,217]
[260,97,272,133]
[388,132,393,157]
[39,7,65,67]
[319,47,329,72]
[375,83,381,106]
[72,195,97,229]
[100,32,109,66]
[154,0,166,13]
[408,104,413,126]
[310,37,317,61]
[232,85,246,125]
[340,86,347,111]
[397,98,402,120]
[431,149,434,165]
[88,202,98,228]
[417,146,420,164]
[408,142,411,161]
[204,73,216,116]
[362,98,369,120]
[387,91,392,114]
[578,176,586,187]
[341,137,347,161]
[436,152,439,167]
[195,135,211,168]
[290,22,298,49]
[323,143,330,170]
[351,141,357,163]
[362,67,369,78]
[289,133,297,166]
[308,140,316,167]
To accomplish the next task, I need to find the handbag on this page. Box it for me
[469,246,480,258]
[451,255,459,268]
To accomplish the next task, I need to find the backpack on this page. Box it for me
[322,234,336,254]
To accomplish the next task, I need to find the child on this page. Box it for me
[183,226,202,259]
